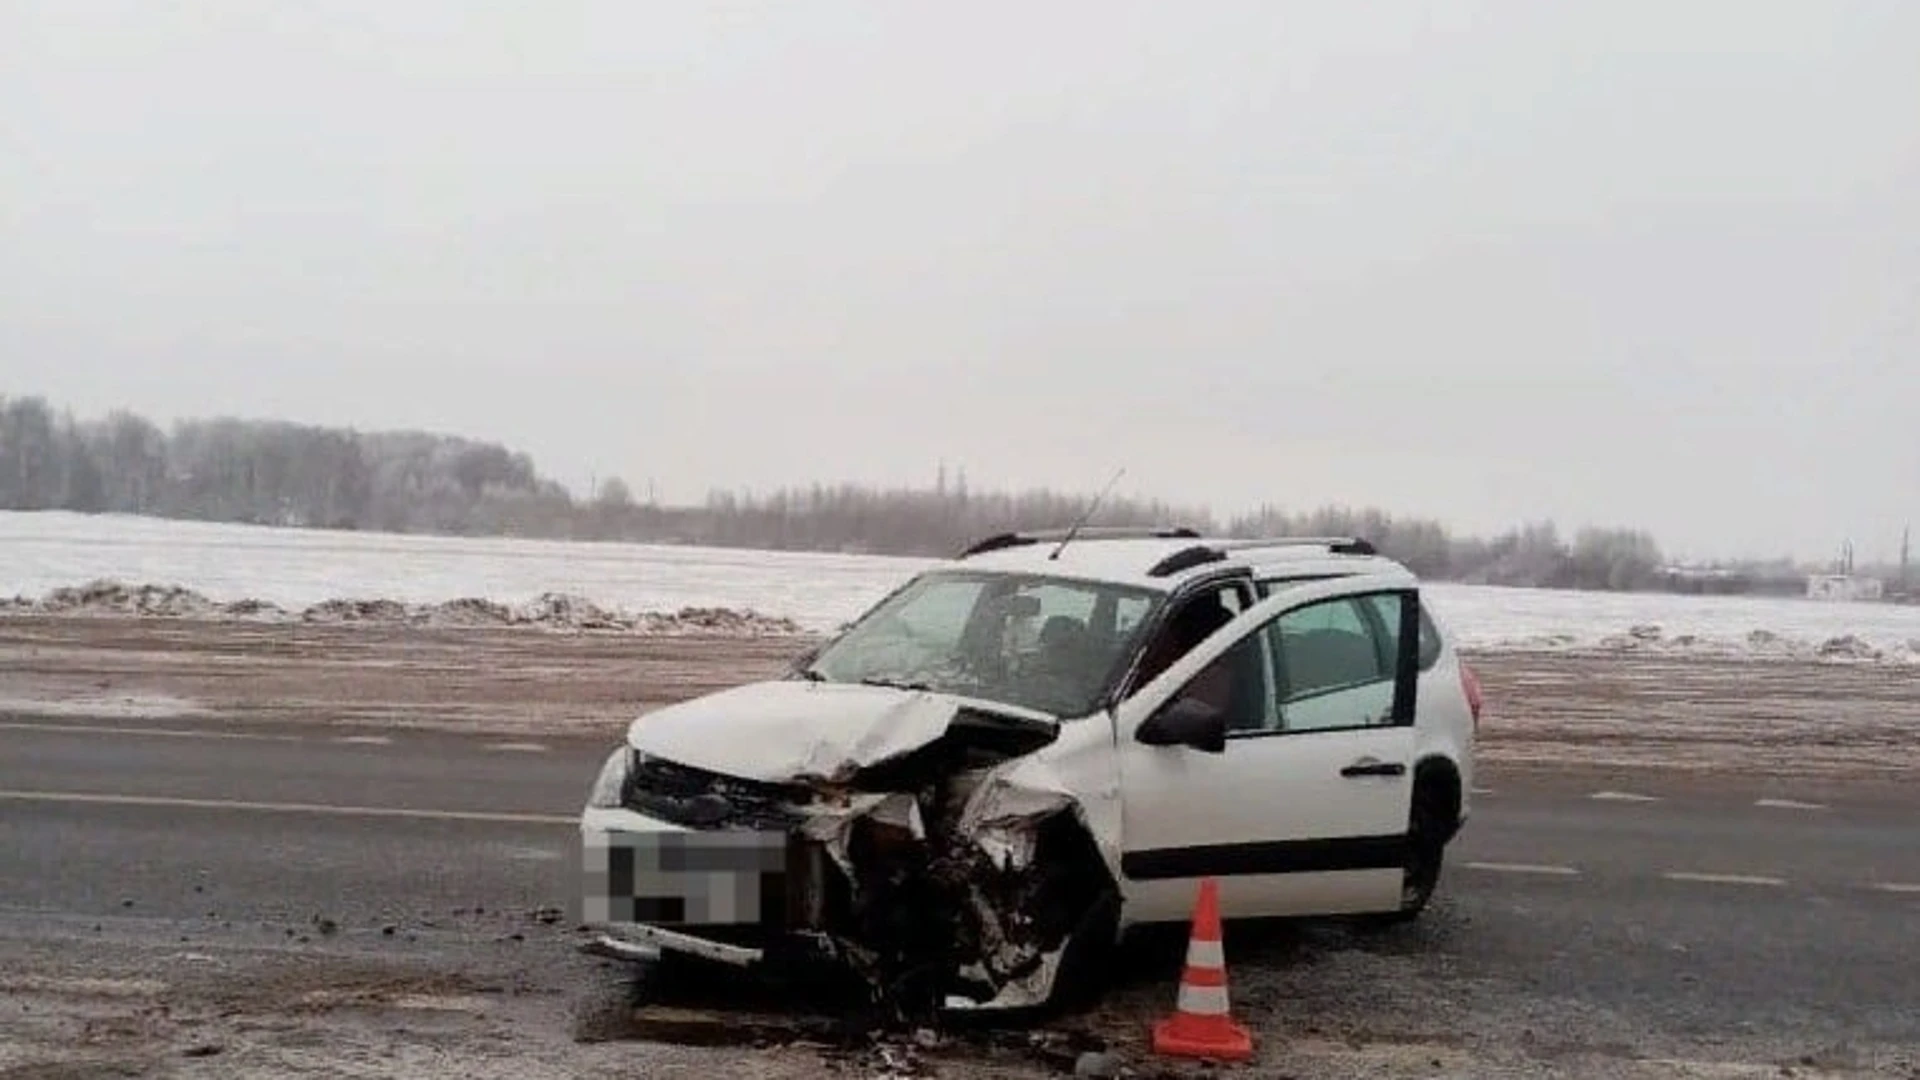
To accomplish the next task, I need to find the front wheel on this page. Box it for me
[1042,888,1122,1015]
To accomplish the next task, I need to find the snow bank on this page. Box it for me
[0,580,806,637]
[11,512,1917,654]
[1476,622,1920,665]
[3,578,1915,664]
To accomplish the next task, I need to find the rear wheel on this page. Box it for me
[1397,791,1447,916]
[1371,777,1454,926]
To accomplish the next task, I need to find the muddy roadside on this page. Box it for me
[7,916,1906,1080]
[3,613,1915,783]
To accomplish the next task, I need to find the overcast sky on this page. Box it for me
[3,1,1915,561]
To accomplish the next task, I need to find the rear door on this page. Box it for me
[1111,575,1424,924]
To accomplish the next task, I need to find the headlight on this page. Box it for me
[585,746,636,810]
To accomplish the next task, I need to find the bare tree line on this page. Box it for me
[0,393,1805,592]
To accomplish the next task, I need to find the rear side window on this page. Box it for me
[1417,607,1443,670]
[1356,592,1442,671]
[1272,596,1393,702]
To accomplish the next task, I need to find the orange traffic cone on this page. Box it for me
[1151,877,1254,1062]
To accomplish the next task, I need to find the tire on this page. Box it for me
[1366,782,1451,927]
[1402,784,1452,916]
[1044,889,1123,1015]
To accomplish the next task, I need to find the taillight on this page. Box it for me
[1460,662,1484,733]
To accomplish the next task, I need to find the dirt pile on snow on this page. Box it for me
[636,606,805,635]
[423,597,516,628]
[1487,622,1917,665]
[1814,634,1881,661]
[37,580,224,619]
[302,598,412,624]
[222,597,291,619]
[514,592,626,630]
[1,580,806,637]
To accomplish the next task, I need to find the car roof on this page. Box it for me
[947,528,1415,592]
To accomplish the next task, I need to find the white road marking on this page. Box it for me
[1,975,169,997]
[297,989,493,1013]
[0,789,576,826]
[1754,798,1827,811]
[337,735,393,745]
[1591,790,1662,803]
[1466,862,1580,876]
[0,721,299,743]
[1868,882,1920,894]
[1470,787,1495,797]
[1662,871,1786,887]
[1637,1059,1788,1077]
[485,742,549,753]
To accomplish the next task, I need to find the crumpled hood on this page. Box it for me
[625,679,1058,785]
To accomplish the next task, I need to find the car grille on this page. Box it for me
[619,754,842,934]
[623,754,809,831]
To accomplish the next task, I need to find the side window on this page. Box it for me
[1358,593,1404,674]
[1271,595,1400,732]
[1416,607,1443,670]
[1171,626,1278,735]
[1283,595,1371,638]
[1255,575,1344,598]
[1131,582,1248,692]
[1157,591,1416,738]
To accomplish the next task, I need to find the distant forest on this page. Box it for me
[0,393,1838,593]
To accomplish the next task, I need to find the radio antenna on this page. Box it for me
[1050,467,1127,560]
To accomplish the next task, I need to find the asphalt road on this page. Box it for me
[4,712,1919,1076]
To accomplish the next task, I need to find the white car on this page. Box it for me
[578,528,1481,1013]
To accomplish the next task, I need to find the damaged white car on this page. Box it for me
[579,528,1481,1014]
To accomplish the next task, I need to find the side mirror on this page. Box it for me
[1136,695,1227,754]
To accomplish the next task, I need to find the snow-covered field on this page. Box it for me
[3,511,1917,662]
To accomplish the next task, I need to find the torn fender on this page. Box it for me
[954,719,1125,881]
[933,722,1127,1009]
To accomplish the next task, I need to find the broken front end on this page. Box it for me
[578,704,1120,1017]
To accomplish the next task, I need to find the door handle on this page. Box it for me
[1341,758,1407,778]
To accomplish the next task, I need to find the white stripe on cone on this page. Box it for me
[1185,937,1224,969]
[1175,982,1231,1016]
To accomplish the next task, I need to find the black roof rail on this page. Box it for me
[1207,536,1378,557]
[1146,544,1228,577]
[956,525,1200,559]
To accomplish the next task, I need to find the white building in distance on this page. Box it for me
[1806,573,1885,602]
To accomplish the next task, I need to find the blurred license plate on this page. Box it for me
[580,829,790,925]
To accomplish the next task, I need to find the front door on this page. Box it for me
[1112,576,1422,924]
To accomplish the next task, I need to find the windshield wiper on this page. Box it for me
[859,675,933,692]
[796,666,827,682]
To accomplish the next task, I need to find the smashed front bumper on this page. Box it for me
[577,748,1116,1016]
[579,803,841,964]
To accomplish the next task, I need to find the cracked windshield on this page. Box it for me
[806,571,1159,716]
